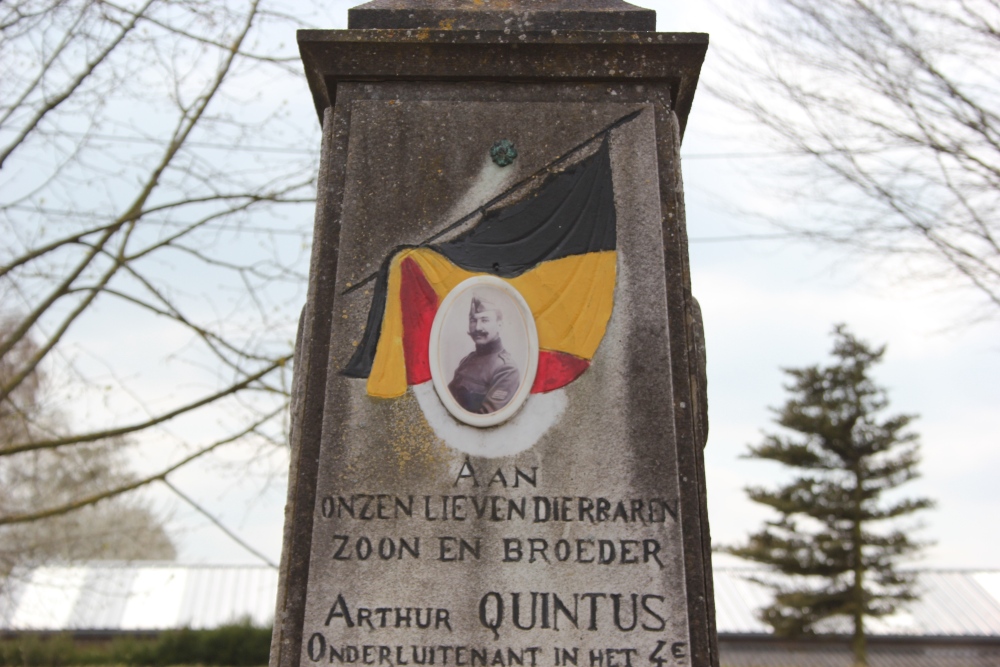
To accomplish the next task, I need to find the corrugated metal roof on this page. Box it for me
[717,641,1000,667]
[0,564,997,637]
[0,563,278,631]
[713,568,1000,637]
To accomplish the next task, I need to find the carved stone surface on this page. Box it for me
[272,7,715,667]
[348,0,656,32]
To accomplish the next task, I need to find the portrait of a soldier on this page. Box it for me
[447,294,521,414]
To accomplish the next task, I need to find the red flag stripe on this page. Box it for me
[400,257,439,385]
[532,351,590,394]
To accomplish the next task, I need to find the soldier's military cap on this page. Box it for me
[469,294,503,318]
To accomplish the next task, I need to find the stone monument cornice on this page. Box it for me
[298,28,709,137]
[347,0,657,32]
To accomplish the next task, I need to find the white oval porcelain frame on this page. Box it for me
[428,276,539,428]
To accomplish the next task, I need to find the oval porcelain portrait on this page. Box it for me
[429,276,538,428]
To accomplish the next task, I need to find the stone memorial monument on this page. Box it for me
[272,2,715,667]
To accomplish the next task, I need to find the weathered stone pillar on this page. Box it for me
[273,3,715,667]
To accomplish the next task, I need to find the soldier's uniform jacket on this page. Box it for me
[448,338,520,414]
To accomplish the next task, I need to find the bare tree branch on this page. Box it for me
[713,0,1000,320]
[0,0,158,169]
[0,0,318,566]
[1,357,289,457]
[163,478,278,567]
[0,405,284,526]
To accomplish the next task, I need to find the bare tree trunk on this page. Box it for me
[852,465,867,667]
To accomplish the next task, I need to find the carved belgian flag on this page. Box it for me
[344,138,617,399]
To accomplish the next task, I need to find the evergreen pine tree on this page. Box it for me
[727,326,933,666]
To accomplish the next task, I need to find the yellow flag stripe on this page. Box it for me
[367,248,616,398]
[365,252,408,398]
[510,251,617,358]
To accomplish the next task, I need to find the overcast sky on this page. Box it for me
[164,0,1000,572]
[656,0,1000,569]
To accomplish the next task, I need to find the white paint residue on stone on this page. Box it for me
[413,382,566,457]
[434,155,519,242]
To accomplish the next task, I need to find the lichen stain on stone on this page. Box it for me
[335,461,361,487]
[386,390,448,474]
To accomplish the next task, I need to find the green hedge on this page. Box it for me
[0,621,271,666]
